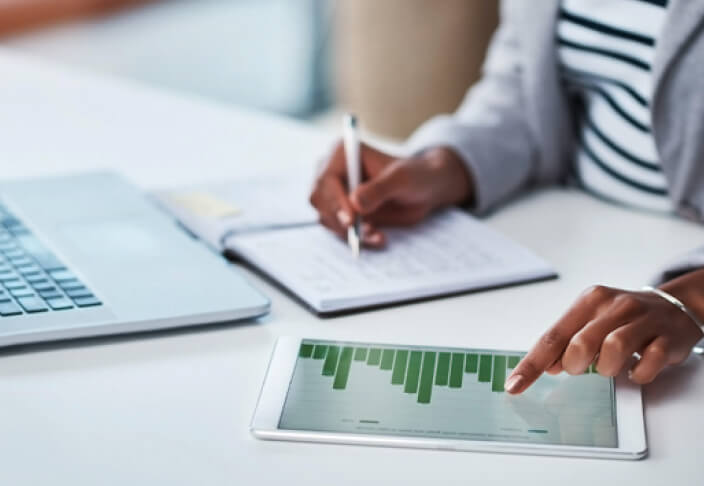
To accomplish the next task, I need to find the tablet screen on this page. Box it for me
[279,340,618,448]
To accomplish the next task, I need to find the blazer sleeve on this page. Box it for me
[650,246,704,285]
[405,0,539,214]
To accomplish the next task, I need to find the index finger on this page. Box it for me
[505,328,569,394]
[319,141,347,178]
[505,291,600,394]
[321,140,392,180]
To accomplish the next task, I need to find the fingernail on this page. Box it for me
[364,232,383,245]
[337,209,351,226]
[505,374,525,394]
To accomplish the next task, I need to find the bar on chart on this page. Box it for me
[465,353,478,373]
[367,348,382,366]
[478,354,492,382]
[313,345,328,360]
[492,355,507,392]
[333,347,354,389]
[354,347,368,361]
[391,350,409,385]
[322,345,340,376]
[449,353,464,388]
[299,343,314,358]
[435,352,450,386]
[404,351,423,394]
[418,352,436,404]
[380,349,395,370]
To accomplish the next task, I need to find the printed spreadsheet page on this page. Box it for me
[279,340,617,448]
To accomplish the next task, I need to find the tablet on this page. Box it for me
[251,337,647,459]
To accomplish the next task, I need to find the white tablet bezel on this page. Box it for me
[250,337,647,460]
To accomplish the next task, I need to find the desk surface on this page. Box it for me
[1,49,702,486]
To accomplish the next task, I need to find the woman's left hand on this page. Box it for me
[505,272,704,394]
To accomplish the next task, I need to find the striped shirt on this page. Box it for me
[557,0,673,212]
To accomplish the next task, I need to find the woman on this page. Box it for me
[310,0,704,394]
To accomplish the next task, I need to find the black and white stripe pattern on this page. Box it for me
[558,0,672,212]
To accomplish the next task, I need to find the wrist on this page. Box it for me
[421,146,475,208]
[659,268,704,331]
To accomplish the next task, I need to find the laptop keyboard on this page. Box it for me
[0,201,102,317]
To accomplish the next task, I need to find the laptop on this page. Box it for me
[0,172,270,348]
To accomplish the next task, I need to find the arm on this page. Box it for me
[0,0,154,37]
[405,0,540,214]
[310,0,544,243]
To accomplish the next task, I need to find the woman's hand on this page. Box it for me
[506,269,704,394]
[309,141,473,247]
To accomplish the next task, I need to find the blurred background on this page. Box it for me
[0,0,498,141]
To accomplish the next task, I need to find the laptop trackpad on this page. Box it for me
[59,219,163,260]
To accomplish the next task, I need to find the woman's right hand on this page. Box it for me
[309,141,474,247]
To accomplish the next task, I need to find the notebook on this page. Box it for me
[154,176,318,251]
[155,180,556,315]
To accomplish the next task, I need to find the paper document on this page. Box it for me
[227,210,556,313]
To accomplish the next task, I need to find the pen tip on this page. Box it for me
[347,228,360,258]
[351,236,360,258]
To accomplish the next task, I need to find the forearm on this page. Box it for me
[0,0,154,36]
[660,267,704,327]
[405,0,542,214]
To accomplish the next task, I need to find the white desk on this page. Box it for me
[1,49,702,485]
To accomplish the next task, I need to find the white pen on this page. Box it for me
[342,113,362,257]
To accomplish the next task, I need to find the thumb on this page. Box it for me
[351,162,408,215]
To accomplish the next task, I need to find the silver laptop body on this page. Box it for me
[0,172,269,347]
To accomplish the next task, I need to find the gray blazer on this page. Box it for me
[407,0,704,283]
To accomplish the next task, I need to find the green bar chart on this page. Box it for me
[281,340,617,448]
[297,342,531,404]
